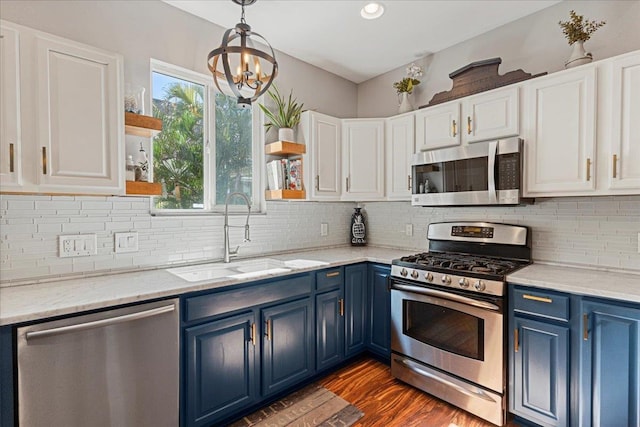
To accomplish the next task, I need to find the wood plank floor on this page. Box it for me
[320,357,519,427]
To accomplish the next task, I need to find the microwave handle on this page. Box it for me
[487,141,497,204]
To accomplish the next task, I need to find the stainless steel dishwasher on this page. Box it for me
[17,298,179,427]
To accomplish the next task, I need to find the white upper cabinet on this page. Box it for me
[415,101,460,151]
[464,86,519,143]
[0,23,22,189]
[607,52,640,190]
[299,111,342,201]
[385,114,414,200]
[342,119,385,201]
[0,20,124,195]
[523,66,597,195]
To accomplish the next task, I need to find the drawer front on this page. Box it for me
[316,267,344,291]
[512,287,570,322]
[185,274,312,323]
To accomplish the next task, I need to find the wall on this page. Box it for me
[357,0,640,118]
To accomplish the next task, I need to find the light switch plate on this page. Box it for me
[115,232,139,253]
[320,223,328,237]
[59,234,97,258]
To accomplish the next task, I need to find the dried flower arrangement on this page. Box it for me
[558,10,606,45]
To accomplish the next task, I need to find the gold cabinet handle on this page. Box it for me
[612,154,618,179]
[9,143,14,173]
[452,119,457,137]
[339,298,344,317]
[583,313,589,341]
[326,271,340,278]
[315,175,320,191]
[408,175,412,191]
[467,116,472,135]
[42,147,47,175]
[514,328,519,353]
[522,294,553,304]
[586,158,591,181]
[265,319,271,341]
[252,322,257,346]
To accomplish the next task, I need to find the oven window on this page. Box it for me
[403,300,484,360]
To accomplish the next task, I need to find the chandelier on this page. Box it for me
[207,0,278,108]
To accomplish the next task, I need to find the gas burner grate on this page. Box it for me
[399,252,526,276]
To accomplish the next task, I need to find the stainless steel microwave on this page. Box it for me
[411,137,530,206]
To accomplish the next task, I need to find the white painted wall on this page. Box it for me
[358,0,640,118]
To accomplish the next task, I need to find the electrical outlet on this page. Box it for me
[59,234,97,258]
[405,224,413,237]
[115,232,139,253]
[320,223,328,237]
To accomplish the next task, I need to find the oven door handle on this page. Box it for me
[394,357,498,403]
[487,140,497,204]
[391,283,500,311]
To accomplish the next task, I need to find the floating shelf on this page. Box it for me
[126,180,162,196]
[124,112,162,137]
[265,141,306,156]
[265,189,306,200]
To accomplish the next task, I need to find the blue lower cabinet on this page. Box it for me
[580,299,640,427]
[345,264,367,356]
[262,297,314,397]
[316,289,345,371]
[367,264,391,359]
[184,312,256,427]
[511,316,569,427]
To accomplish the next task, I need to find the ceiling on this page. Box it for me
[164,0,561,84]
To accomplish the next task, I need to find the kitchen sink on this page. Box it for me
[232,258,288,273]
[166,264,239,282]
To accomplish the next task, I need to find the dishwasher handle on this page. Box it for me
[25,303,176,340]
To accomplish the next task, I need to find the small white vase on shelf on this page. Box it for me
[398,92,413,114]
[565,40,593,68]
[278,127,294,142]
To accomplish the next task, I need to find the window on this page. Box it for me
[150,60,262,213]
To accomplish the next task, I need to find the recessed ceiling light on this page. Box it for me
[361,2,384,20]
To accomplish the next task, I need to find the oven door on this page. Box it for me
[390,280,504,393]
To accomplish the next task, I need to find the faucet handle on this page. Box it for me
[244,224,251,242]
[230,245,240,255]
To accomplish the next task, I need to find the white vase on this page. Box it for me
[278,127,294,142]
[398,92,413,114]
[565,40,593,69]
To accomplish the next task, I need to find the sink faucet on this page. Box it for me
[224,192,251,263]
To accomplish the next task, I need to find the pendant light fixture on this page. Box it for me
[207,0,278,108]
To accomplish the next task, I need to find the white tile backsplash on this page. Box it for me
[0,194,639,285]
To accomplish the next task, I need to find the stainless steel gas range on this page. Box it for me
[389,221,531,426]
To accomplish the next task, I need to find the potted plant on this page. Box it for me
[258,85,304,142]
[558,10,606,68]
[393,63,423,114]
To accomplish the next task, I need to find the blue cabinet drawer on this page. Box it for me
[512,287,570,322]
[316,267,344,291]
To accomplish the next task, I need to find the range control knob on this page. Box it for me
[411,270,419,279]
[474,280,486,292]
[458,278,469,288]
[441,275,452,285]
[400,268,408,277]
[425,272,434,282]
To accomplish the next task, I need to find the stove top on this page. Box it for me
[397,252,528,277]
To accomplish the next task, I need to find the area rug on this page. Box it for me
[229,383,364,427]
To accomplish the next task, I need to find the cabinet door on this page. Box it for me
[385,115,415,200]
[465,86,519,143]
[185,312,256,427]
[524,67,596,195]
[511,317,569,427]
[0,24,22,189]
[608,53,640,190]
[262,298,314,396]
[342,119,385,201]
[580,300,640,427]
[35,33,123,194]
[316,289,344,371]
[300,111,341,200]
[345,263,367,356]
[367,264,391,359]
[415,101,460,152]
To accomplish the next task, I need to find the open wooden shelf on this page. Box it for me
[125,112,162,137]
[126,180,162,196]
[265,189,306,200]
[265,141,306,156]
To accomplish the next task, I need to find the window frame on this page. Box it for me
[149,59,265,215]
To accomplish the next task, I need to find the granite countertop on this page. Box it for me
[2,246,639,327]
